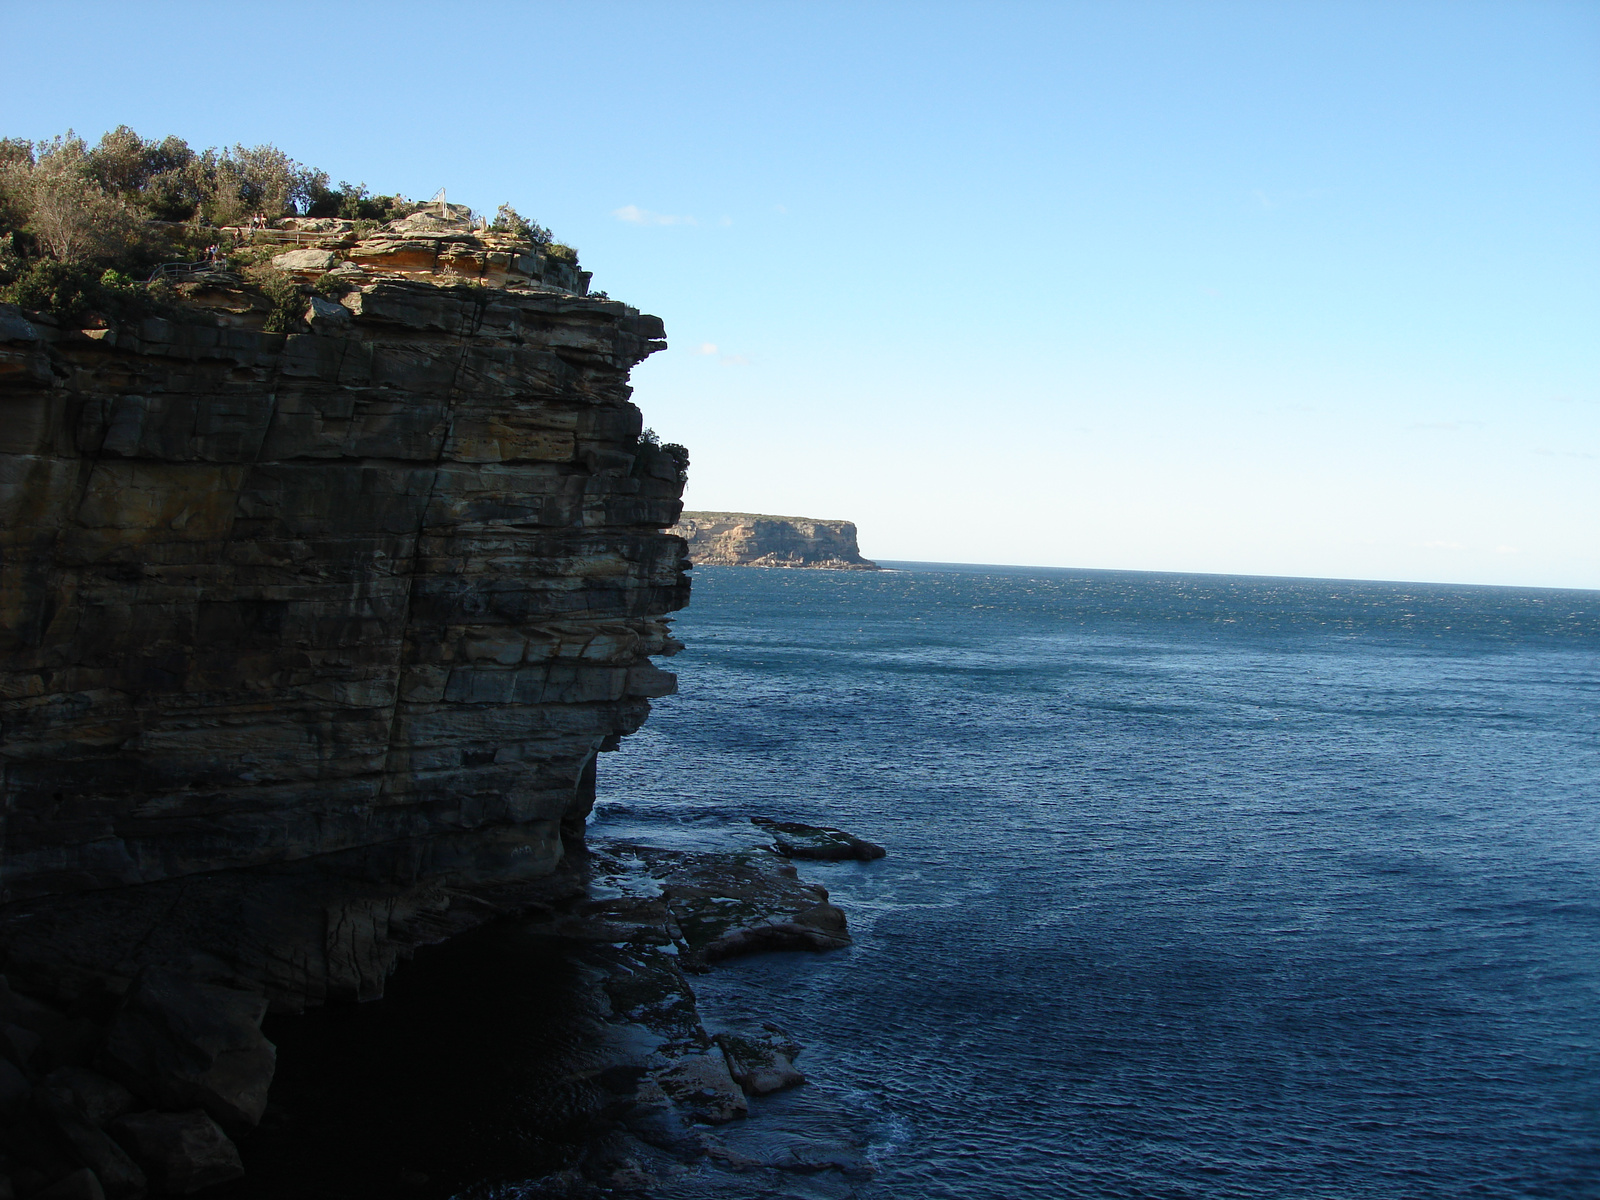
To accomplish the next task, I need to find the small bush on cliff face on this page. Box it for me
[243,264,305,333]
[312,273,353,299]
[633,428,690,487]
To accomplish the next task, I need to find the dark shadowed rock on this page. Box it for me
[97,971,273,1128]
[32,1090,146,1200]
[751,818,886,862]
[108,1111,243,1196]
[40,1069,136,1129]
[0,1057,31,1121]
[34,1168,105,1200]
[2,1115,80,1182]
[0,1023,41,1069]
[0,981,103,1072]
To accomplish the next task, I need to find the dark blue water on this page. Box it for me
[595,563,1600,1200]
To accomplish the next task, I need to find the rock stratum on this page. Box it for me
[0,205,692,1012]
[671,511,878,570]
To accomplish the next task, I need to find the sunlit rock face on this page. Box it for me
[0,252,689,1006]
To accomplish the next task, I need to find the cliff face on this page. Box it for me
[671,511,878,570]
[0,224,690,1006]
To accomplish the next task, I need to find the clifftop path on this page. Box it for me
[672,511,878,570]
[0,210,690,1008]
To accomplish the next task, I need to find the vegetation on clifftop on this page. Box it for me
[0,126,572,322]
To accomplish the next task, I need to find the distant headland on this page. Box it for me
[672,511,880,570]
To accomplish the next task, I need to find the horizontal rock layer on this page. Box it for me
[0,262,690,1005]
[671,511,878,570]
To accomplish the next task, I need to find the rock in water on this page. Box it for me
[715,1027,805,1096]
[751,817,887,861]
[671,512,879,569]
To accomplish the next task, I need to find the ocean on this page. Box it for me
[594,562,1600,1199]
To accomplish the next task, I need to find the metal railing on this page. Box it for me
[146,261,234,284]
[229,228,350,247]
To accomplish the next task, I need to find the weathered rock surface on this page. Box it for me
[671,511,878,570]
[0,222,689,1010]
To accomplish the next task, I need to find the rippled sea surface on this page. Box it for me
[594,563,1600,1200]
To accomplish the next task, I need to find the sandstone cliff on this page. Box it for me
[0,207,690,1009]
[671,511,878,570]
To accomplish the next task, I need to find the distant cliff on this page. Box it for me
[672,512,879,570]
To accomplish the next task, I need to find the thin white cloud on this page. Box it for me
[692,343,718,356]
[1494,545,1521,554]
[720,354,751,367]
[613,204,697,226]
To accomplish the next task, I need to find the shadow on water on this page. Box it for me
[224,923,600,1200]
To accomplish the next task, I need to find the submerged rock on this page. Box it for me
[752,817,887,862]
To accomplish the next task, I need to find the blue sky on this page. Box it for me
[5,0,1596,587]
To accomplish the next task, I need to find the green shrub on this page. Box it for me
[243,264,304,332]
[226,244,277,270]
[145,276,178,307]
[4,259,99,322]
[312,273,351,299]
[631,428,690,486]
[489,203,552,245]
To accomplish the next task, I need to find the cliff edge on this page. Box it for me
[0,207,691,1010]
[672,511,878,570]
